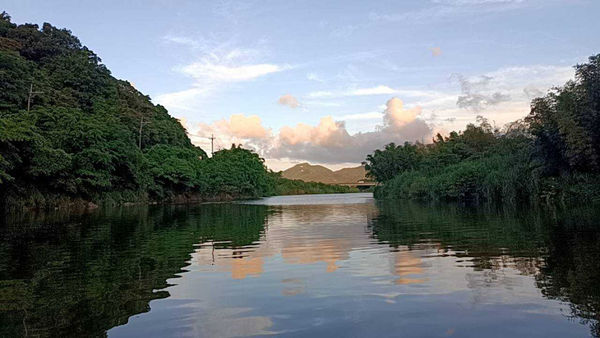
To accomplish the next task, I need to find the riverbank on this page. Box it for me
[366,54,600,207]
[1,179,359,214]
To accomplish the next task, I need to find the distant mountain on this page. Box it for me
[281,163,368,184]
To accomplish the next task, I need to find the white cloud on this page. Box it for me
[155,87,212,113]
[155,40,290,114]
[179,62,285,82]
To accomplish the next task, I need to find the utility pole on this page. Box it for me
[138,115,149,150]
[27,83,43,112]
[183,131,216,157]
[208,134,215,156]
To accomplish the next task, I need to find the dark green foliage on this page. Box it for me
[370,119,536,203]
[526,55,600,174]
[368,54,600,205]
[365,142,422,182]
[0,13,281,209]
[144,144,207,197]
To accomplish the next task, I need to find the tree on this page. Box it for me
[526,54,600,174]
[365,142,422,182]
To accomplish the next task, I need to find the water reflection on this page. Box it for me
[192,203,378,281]
[0,204,270,337]
[0,194,599,337]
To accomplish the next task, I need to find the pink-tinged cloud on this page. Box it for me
[183,98,432,164]
[278,94,300,108]
[280,117,350,147]
[267,97,432,163]
[215,114,269,139]
[384,97,421,128]
[431,47,442,56]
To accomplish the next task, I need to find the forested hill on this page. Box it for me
[0,12,279,209]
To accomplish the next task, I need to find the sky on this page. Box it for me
[4,0,600,170]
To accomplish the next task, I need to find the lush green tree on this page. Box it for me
[144,144,207,197]
[364,142,423,182]
[202,145,274,198]
[0,13,290,209]
[527,54,600,174]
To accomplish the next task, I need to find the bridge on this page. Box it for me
[337,181,377,190]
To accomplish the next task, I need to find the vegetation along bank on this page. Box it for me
[0,13,353,211]
[366,54,600,205]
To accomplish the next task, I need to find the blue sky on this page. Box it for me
[4,0,599,170]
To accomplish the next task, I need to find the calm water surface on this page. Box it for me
[1,193,599,337]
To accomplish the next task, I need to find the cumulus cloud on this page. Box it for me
[278,94,300,109]
[266,97,432,163]
[182,113,271,155]
[384,97,421,127]
[183,98,431,163]
[214,114,269,139]
[279,117,350,147]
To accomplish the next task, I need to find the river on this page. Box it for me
[1,193,599,337]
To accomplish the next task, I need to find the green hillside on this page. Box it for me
[0,12,275,210]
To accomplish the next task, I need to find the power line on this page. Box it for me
[186,132,217,157]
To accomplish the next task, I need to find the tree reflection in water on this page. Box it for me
[370,201,600,337]
[0,200,599,337]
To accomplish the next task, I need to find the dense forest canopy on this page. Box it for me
[0,12,213,208]
[366,54,600,204]
[0,12,352,210]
